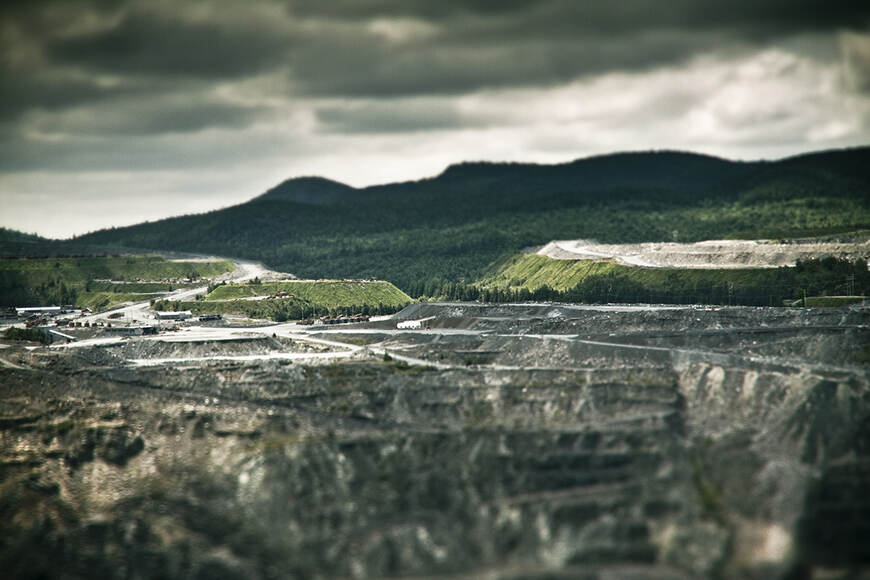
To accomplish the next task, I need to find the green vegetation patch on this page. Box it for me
[483,254,621,292]
[87,281,198,293]
[205,280,412,310]
[206,280,411,309]
[154,298,298,321]
[0,255,233,309]
[158,280,412,321]
[4,327,49,344]
[77,292,162,312]
[0,255,232,282]
[469,253,870,307]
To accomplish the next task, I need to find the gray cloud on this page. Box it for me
[316,100,492,133]
[283,0,870,44]
[0,120,274,172]
[6,0,868,110]
[47,9,292,79]
[292,28,718,97]
[279,0,870,97]
[285,0,866,30]
[0,72,118,121]
[842,32,870,94]
[27,99,265,137]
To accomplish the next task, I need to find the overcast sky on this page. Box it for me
[2,0,869,238]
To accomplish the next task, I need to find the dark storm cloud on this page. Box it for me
[0,73,117,121]
[292,28,712,97]
[2,0,867,114]
[1,1,281,132]
[14,0,869,98]
[286,0,866,33]
[282,0,870,96]
[35,100,265,137]
[0,116,277,172]
[0,1,126,120]
[47,9,291,79]
[1,0,868,144]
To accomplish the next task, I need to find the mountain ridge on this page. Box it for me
[49,146,870,291]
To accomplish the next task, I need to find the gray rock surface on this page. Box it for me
[1,303,868,578]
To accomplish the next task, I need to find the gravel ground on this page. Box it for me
[1,302,868,579]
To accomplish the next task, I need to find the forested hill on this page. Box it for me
[0,228,45,243]
[253,177,358,205]
[75,147,870,293]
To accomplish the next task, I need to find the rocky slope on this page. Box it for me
[1,303,868,579]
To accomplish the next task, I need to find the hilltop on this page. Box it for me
[57,147,870,292]
[252,176,358,205]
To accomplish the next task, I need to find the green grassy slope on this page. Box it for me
[475,253,870,306]
[482,254,622,292]
[206,280,411,309]
[157,280,413,321]
[0,256,234,308]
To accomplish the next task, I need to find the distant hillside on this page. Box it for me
[0,227,44,243]
[0,226,161,260]
[73,147,870,294]
[0,227,51,257]
[0,255,234,309]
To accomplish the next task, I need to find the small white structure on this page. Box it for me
[397,316,435,329]
[154,311,192,321]
[48,329,78,342]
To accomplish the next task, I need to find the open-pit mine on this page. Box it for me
[1,299,868,579]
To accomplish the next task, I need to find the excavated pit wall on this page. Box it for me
[1,303,868,579]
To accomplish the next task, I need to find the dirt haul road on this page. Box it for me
[78,258,277,325]
[536,238,870,268]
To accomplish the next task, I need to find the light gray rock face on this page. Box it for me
[1,304,867,579]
